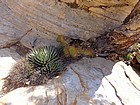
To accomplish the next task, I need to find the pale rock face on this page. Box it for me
[0,0,140,105]
[0,48,20,60]
[0,57,17,98]
[0,48,20,97]
[0,1,31,48]
[20,29,59,49]
[0,0,138,49]
[0,57,16,79]
[0,57,139,105]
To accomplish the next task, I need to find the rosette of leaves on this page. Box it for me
[27,46,64,79]
[2,46,64,94]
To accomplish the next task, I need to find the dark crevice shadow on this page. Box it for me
[131,65,140,76]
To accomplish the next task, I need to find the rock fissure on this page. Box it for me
[88,3,129,9]
[61,83,67,105]
[70,67,87,92]
[129,27,140,31]
[89,11,122,22]
[124,70,140,91]
[0,28,32,49]
[57,95,63,105]
[105,77,124,105]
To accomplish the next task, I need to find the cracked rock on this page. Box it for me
[1,0,138,41]
[0,58,139,105]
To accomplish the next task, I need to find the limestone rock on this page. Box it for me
[60,0,75,3]
[20,29,59,49]
[0,0,138,50]
[1,0,138,41]
[94,0,140,54]
[0,0,140,105]
[0,57,16,79]
[0,1,32,48]
[0,48,20,60]
[0,57,139,105]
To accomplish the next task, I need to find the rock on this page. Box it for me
[0,48,20,61]
[94,1,140,54]
[0,48,20,96]
[0,1,32,48]
[60,0,75,3]
[95,61,140,105]
[0,57,17,98]
[20,29,59,49]
[0,57,16,79]
[0,57,139,105]
[0,0,140,105]
[1,0,138,41]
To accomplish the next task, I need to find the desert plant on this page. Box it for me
[27,46,64,79]
[2,58,31,93]
[2,46,64,93]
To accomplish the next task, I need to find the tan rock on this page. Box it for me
[60,0,75,3]
[0,57,114,105]
[0,0,140,105]
[77,0,138,8]
[1,0,138,41]
[20,29,59,49]
[0,1,31,48]
[0,48,20,61]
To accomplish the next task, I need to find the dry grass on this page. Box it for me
[2,58,48,93]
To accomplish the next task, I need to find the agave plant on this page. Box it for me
[27,46,64,79]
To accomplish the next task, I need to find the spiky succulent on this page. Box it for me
[27,46,64,79]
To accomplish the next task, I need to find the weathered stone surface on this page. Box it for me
[60,0,75,3]
[0,57,16,79]
[0,0,138,50]
[1,0,138,41]
[0,1,32,48]
[0,57,16,98]
[0,48,20,95]
[20,29,59,49]
[0,57,139,105]
[76,0,138,7]
[104,61,140,105]
[0,0,140,105]
[94,0,140,54]
[0,48,20,60]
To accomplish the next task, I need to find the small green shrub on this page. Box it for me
[27,46,64,79]
[2,46,64,93]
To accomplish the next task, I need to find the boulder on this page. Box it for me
[0,56,17,98]
[0,0,140,105]
[1,0,138,43]
[0,48,20,60]
[0,1,31,48]
[0,0,138,49]
[0,57,139,105]
[20,29,59,49]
